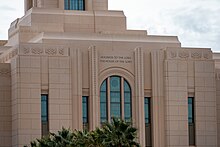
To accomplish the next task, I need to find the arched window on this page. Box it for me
[64,0,85,10]
[124,80,131,122]
[100,76,132,123]
[100,80,107,123]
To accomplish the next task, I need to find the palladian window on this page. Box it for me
[100,76,132,123]
[64,0,85,10]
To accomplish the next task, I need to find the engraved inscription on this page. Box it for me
[100,55,132,64]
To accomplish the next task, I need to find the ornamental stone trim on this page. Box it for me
[178,51,189,58]
[0,44,69,63]
[19,44,69,56]
[166,48,212,60]
[191,52,202,59]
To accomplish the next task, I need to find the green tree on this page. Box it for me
[25,118,140,147]
[101,118,140,147]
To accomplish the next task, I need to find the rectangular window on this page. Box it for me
[82,96,89,130]
[41,94,49,136]
[64,0,85,10]
[144,97,152,147]
[188,97,195,145]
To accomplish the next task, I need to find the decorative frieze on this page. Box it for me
[32,48,44,55]
[191,51,202,59]
[178,51,189,58]
[0,44,69,63]
[170,51,177,58]
[166,48,212,60]
[45,48,57,55]
[19,44,69,56]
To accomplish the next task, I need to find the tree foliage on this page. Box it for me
[25,118,140,147]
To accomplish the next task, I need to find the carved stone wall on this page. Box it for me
[164,47,217,147]
[0,63,11,147]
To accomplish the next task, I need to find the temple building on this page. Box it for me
[0,0,220,146]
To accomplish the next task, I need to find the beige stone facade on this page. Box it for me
[0,0,219,146]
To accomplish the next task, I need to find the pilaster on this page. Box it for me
[71,49,83,130]
[151,50,165,147]
[89,46,99,130]
[134,47,145,146]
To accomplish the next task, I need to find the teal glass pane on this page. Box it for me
[100,92,107,102]
[64,0,69,9]
[73,0,78,10]
[188,97,194,123]
[100,80,107,91]
[144,98,150,124]
[82,96,88,123]
[110,92,120,102]
[110,76,121,118]
[110,76,120,91]
[79,0,84,10]
[41,95,48,122]
[65,0,85,10]
[100,79,107,123]
[124,80,131,122]
[124,80,130,91]
[110,103,121,118]
[124,104,131,117]
[100,104,107,117]
[100,80,107,102]
[124,92,131,102]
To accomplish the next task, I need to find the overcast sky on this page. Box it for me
[0,0,219,52]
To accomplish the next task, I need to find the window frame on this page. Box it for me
[100,76,132,123]
[82,96,89,130]
[188,97,196,146]
[144,97,152,147]
[64,0,85,10]
[41,94,49,136]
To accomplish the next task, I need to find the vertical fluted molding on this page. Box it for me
[134,47,145,146]
[71,49,82,130]
[89,46,99,130]
[151,50,165,147]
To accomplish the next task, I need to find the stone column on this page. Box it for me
[151,50,165,147]
[71,49,83,130]
[134,47,145,146]
[89,46,99,130]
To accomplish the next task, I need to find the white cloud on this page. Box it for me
[109,0,220,52]
[0,0,24,40]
